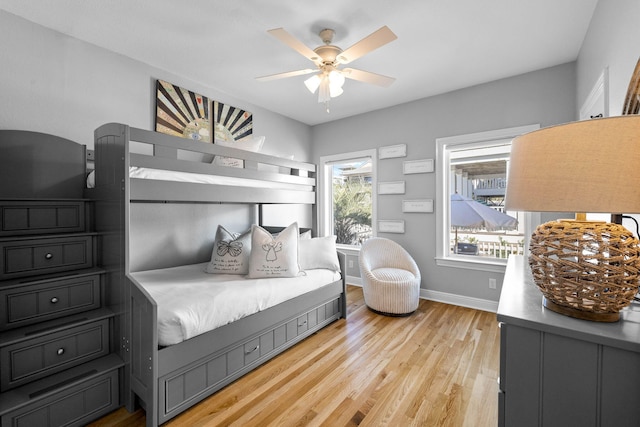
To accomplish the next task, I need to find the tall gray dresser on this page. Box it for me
[0,131,123,426]
[497,255,640,427]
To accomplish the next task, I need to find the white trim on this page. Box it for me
[435,124,540,271]
[435,124,539,146]
[420,289,498,313]
[336,245,360,255]
[346,282,498,313]
[434,256,507,274]
[346,276,362,286]
[579,68,609,120]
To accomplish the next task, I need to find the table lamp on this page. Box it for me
[505,115,640,322]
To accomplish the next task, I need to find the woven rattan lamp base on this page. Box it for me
[542,297,621,322]
[529,219,640,322]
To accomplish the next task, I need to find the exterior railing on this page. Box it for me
[452,239,524,259]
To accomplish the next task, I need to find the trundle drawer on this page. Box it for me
[0,368,119,427]
[1,319,109,391]
[161,296,343,418]
[0,235,94,280]
[0,201,85,237]
[286,299,337,341]
[0,274,101,330]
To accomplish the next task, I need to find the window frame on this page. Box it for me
[435,124,540,273]
[318,149,377,249]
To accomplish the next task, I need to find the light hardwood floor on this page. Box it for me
[91,285,500,426]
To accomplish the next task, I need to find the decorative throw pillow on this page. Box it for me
[204,225,251,274]
[248,223,300,278]
[299,229,312,240]
[212,135,265,168]
[299,235,340,271]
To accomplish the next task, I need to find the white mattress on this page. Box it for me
[86,168,312,191]
[130,263,341,346]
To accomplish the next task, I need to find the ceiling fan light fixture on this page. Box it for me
[329,70,345,88]
[262,26,397,112]
[329,85,343,98]
[324,69,344,98]
[318,77,331,104]
[304,74,321,94]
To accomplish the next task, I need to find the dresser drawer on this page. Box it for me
[0,368,119,427]
[0,235,94,280]
[0,273,101,330]
[0,319,109,391]
[0,201,85,237]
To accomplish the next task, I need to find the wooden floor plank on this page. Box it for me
[90,285,499,426]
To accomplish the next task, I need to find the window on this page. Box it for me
[436,125,539,272]
[319,150,377,247]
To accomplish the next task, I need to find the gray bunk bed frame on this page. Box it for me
[91,123,347,426]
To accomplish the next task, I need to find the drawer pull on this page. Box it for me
[299,320,307,327]
[50,297,59,304]
[45,253,53,260]
[245,345,260,354]
[57,348,65,356]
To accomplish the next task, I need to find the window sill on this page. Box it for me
[336,244,361,255]
[435,256,508,274]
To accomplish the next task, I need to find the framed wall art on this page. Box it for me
[402,199,434,213]
[378,144,407,159]
[403,159,434,174]
[378,181,405,194]
[378,220,405,234]
[155,79,211,142]
[213,101,253,142]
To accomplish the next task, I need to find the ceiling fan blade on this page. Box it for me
[337,26,397,64]
[342,68,395,87]
[256,69,316,82]
[267,28,321,64]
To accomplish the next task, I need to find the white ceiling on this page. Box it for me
[1,0,598,126]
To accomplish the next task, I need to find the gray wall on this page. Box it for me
[576,0,640,117]
[129,204,257,272]
[311,63,577,303]
[575,0,640,235]
[0,11,312,161]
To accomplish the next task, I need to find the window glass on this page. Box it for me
[331,158,373,245]
[449,152,524,260]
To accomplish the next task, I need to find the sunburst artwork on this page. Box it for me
[155,79,211,142]
[213,101,253,142]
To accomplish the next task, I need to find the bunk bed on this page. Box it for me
[90,123,347,426]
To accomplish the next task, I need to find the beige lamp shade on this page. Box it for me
[505,115,640,322]
[505,115,640,214]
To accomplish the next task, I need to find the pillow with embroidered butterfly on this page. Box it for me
[204,225,252,274]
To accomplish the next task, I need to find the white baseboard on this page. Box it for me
[346,276,362,286]
[420,289,498,313]
[346,280,497,313]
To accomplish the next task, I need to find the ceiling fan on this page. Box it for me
[257,26,397,111]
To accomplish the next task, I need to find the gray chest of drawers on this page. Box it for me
[497,256,640,427]
[0,200,123,427]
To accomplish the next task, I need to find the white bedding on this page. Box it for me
[87,167,312,191]
[130,263,341,346]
